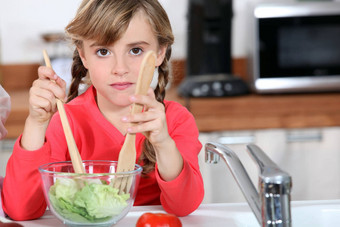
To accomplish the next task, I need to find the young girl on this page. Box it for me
[1,0,204,221]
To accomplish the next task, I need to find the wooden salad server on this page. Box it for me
[114,50,156,193]
[43,50,85,174]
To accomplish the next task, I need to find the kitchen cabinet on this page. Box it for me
[199,127,340,203]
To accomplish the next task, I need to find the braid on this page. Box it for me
[67,49,88,102]
[154,49,171,103]
[139,47,172,176]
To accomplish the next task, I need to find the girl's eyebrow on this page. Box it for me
[127,41,150,47]
[89,42,101,47]
[88,41,150,48]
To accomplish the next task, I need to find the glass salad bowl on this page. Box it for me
[39,160,142,227]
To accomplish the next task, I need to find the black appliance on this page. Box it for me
[178,0,248,97]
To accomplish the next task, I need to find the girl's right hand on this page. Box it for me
[28,66,67,126]
[21,66,66,151]
[21,66,66,150]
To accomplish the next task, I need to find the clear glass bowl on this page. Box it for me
[39,160,142,227]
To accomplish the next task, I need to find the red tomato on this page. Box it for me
[136,212,182,227]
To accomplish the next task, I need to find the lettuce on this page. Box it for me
[48,178,130,223]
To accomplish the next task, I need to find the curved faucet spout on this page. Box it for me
[205,142,292,227]
[205,142,261,222]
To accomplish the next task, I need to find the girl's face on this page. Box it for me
[78,11,166,111]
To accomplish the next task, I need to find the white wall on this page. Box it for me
[6,0,327,64]
[0,0,257,64]
[0,0,83,64]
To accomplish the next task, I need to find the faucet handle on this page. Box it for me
[247,144,292,226]
[247,144,291,186]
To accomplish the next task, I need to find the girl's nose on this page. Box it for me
[112,57,128,76]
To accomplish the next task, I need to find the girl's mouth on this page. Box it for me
[111,82,133,91]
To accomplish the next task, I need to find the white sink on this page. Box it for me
[216,200,340,227]
[292,201,340,227]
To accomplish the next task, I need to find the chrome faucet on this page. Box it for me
[205,142,292,227]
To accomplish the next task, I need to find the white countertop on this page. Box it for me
[3,203,255,227]
[2,200,340,227]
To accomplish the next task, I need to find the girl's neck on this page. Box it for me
[96,93,131,136]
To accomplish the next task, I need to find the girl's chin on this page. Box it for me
[110,96,132,107]
[98,95,131,107]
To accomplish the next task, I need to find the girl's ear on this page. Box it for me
[77,47,89,69]
[155,45,167,67]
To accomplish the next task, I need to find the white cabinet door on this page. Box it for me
[199,127,340,203]
[276,128,340,201]
[199,130,259,203]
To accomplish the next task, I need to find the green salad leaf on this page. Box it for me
[48,178,130,223]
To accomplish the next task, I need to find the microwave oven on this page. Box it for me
[248,1,340,94]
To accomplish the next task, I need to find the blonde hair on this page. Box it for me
[65,0,174,175]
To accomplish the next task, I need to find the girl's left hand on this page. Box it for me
[122,88,170,147]
[124,88,184,181]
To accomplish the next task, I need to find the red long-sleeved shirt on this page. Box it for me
[1,86,204,220]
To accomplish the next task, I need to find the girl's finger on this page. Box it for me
[31,95,55,113]
[33,77,66,102]
[123,110,158,123]
[129,88,157,107]
[37,66,57,80]
[37,66,66,100]
[55,75,67,91]
[30,86,57,111]
[146,87,155,97]
[127,120,158,134]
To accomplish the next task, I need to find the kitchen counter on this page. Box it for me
[3,200,340,226]
[166,87,340,132]
[4,87,340,138]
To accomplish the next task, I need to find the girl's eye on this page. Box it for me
[130,48,142,56]
[96,48,110,57]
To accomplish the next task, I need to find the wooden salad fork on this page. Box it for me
[43,50,85,174]
[114,51,156,193]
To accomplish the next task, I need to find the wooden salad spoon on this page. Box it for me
[43,50,85,174]
[114,51,156,193]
